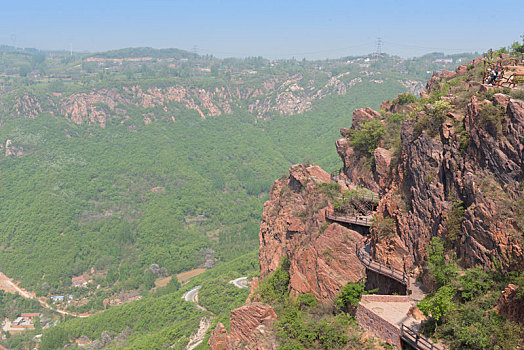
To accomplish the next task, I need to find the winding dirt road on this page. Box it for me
[0,271,88,318]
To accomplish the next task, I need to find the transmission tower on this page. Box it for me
[376,37,382,55]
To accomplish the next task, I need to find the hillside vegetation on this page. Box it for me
[0,46,476,348]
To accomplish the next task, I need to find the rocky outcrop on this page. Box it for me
[5,70,369,125]
[58,89,124,127]
[208,323,228,350]
[496,284,524,324]
[208,303,278,350]
[13,94,42,119]
[5,139,25,157]
[364,62,524,273]
[335,108,382,193]
[373,147,392,188]
[259,164,365,301]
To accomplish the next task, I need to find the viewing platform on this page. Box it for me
[325,213,373,227]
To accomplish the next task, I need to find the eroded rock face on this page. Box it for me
[5,70,369,124]
[336,108,381,193]
[374,147,392,188]
[208,323,228,350]
[259,164,365,301]
[208,303,278,350]
[5,139,25,157]
[368,93,524,273]
[496,284,524,324]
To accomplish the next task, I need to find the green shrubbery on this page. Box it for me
[445,200,465,245]
[396,93,418,105]
[319,181,341,201]
[348,120,385,156]
[427,237,458,288]
[418,284,456,322]
[259,257,291,305]
[335,281,371,314]
[477,103,506,135]
[372,215,396,239]
[413,100,452,138]
[419,237,524,349]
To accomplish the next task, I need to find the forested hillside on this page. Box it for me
[0,46,476,348]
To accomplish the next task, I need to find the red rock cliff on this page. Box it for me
[258,164,365,301]
[334,62,524,275]
[208,302,278,350]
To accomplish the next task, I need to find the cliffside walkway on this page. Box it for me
[401,324,443,350]
[355,246,440,349]
[355,244,409,288]
[326,213,373,227]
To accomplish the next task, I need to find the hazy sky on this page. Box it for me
[1,0,522,59]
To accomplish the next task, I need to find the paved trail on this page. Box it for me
[229,277,249,289]
[182,286,207,311]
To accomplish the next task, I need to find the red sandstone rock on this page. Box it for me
[208,323,228,350]
[352,107,381,129]
[229,303,277,342]
[440,69,456,78]
[208,303,278,350]
[496,284,524,324]
[259,164,365,301]
[479,84,496,93]
[246,277,259,303]
[373,147,392,188]
[407,306,427,321]
[336,138,380,193]
[492,93,511,107]
[456,65,468,75]
[288,164,331,190]
[369,90,524,273]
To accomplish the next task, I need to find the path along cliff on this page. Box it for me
[209,57,524,349]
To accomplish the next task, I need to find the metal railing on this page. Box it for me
[482,57,524,87]
[356,244,409,287]
[326,213,373,227]
[401,324,443,350]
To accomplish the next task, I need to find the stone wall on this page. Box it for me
[360,294,409,303]
[356,297,402,348]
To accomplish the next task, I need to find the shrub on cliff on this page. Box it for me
[258,257,290,305]
[510,37,524,54]
[413,100,452,138]
[477,103,506,136]
[427,237,458,288]
[418,284,456,322]
[457,267,493,301]
[348,120,385,156]
[319,181,341,201]
[395,93,418,105]
[372,215,396,239]
[335,281,371,314]
[295,293,318,310]
[445,200,465,245]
